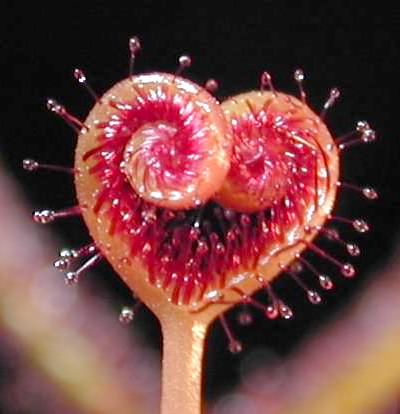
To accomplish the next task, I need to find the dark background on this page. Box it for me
[1,0,399,406]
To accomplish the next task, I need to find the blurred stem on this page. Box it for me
[160,314,207,414]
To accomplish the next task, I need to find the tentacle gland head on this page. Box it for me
[75,75,339,310]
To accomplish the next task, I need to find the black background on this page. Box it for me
[1,0,400,406]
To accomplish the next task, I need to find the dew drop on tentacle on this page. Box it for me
[54,257,71,271]
[307,290,322,305]
[119,306,135,324]
[278,300,293,320]
[176,55,192,76]
[228,340,243,354]
[129,36,141,77]
[362,187,378,200]
[74,68,99,102]
[32,206,81,224]
[22,158,74,174]
[353,219,370,233]
[265,304,280,320]
[59,248,78,259]
[330,216,370,233]
[294,68,307,103]
[258,279,281,320]
[33,209,55,224]
[119,300,142,324]
[346,243,361,256]
[321,87,340,119]
[341,263,356,278]
[319,274,334,290]
[22,158,39,171]
[338,181,379,200]
[65,271,79,285]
